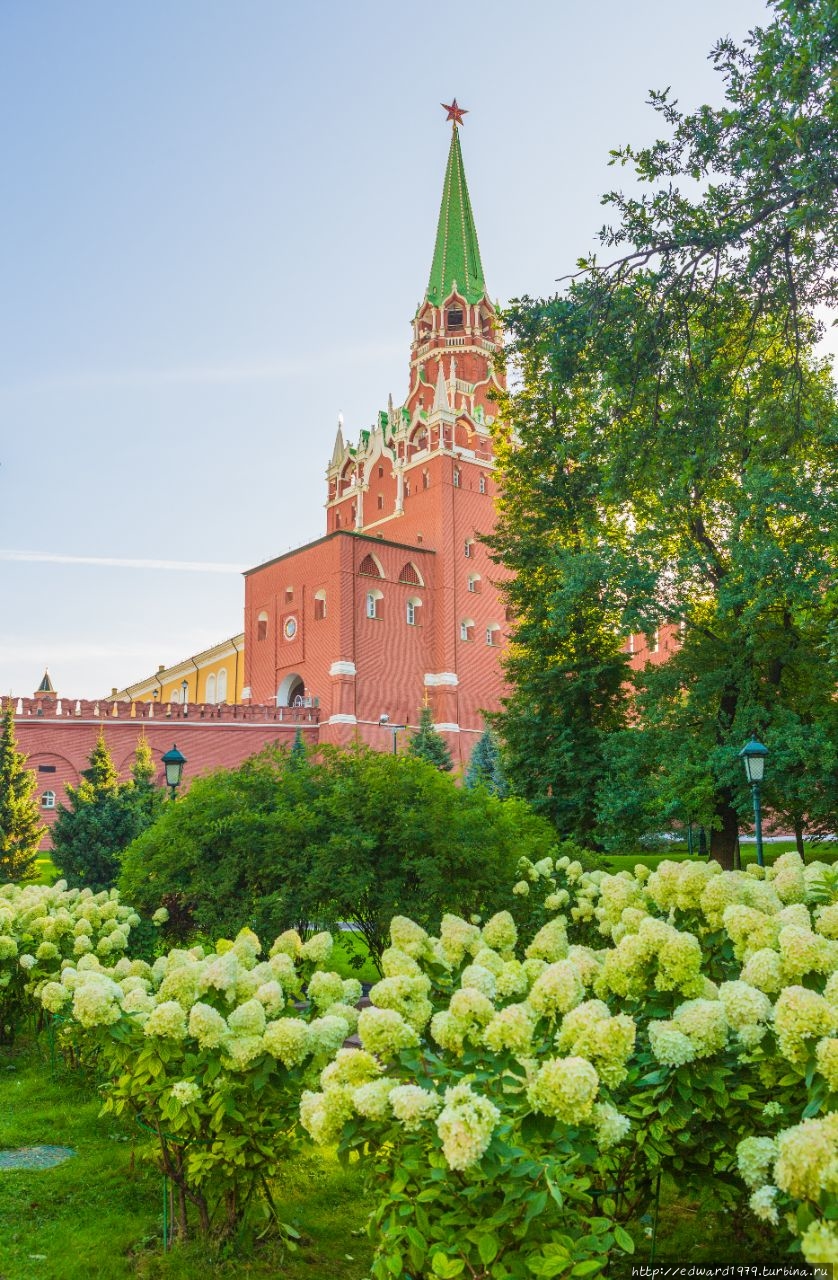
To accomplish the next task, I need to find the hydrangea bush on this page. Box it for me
[299,852,838,1277]
[5,885,352,1240]
[0,880,139,1043]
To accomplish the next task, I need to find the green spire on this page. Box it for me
[426,125,486,307]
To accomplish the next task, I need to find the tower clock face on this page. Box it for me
[284,616,298,640]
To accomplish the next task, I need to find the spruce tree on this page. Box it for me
[79,729,120,798]
[53,733,163,891]
[0,699,44,882]
[131,735,156,787]
[129,736,166,827]
[407,705,454,772]
[289,727,308,770]
[465,729,508,797]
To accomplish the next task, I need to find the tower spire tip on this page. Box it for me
[441,99,468,126]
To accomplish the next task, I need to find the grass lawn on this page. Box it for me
[0,1038,374,1280]
[605,841,838,873]
[329,931,381,983]
[32,855,59,886]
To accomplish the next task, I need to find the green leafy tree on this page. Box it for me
[0,699,44,882]
[52,735,165,891]
[407,704,453,772]
[491,2,838,867]
[587,0,838,372]
[489,298,635,843]
[464,729,508,797]
[120,745,557,966]
[497,289,838,866]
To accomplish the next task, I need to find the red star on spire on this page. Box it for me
[441,99,468,126]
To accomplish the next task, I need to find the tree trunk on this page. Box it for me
[794,817,805,861]
[710,795,740,871]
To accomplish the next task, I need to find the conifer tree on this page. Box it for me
[289,727,307,770]
[129,736,166,827]
[52,732,164,891]
[465,729,508,797]
[0,699,44,882]
[131,735,156,787]
[407,704,454,772]
[78,729,120,799]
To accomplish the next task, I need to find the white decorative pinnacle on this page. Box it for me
[331,417,346,467]
[433,364,451,414]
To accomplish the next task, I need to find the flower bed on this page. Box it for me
[299,853,838,1276]
[4,852,838,1272]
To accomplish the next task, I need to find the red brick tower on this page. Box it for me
[243,106,509,765]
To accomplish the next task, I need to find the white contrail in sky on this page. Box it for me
[0,550,246,574]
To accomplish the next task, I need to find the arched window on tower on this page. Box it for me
[479,474,487,494]
[314,589,327,620]
[366,589,384,620]
[453,466,461,488]
[422,470,430,490]
[41,790,55,809]
[359,553,383,577]
[257,611,269,641]
[217,668,227,703]
[406,597,422,626]
[205,673,216,704]
[398,562,423,587]
[486,623,501,647]
[459,618,475,643]
[467,573,481,594]
[447,307,464,331]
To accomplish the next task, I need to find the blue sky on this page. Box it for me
[1,0,782,697]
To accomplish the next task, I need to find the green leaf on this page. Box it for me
[478,1234,499,1265]
[431,1255,465,1279]
[527,1259,570,1279]
[613,1225,635,1254]
[570,1261,605,1278]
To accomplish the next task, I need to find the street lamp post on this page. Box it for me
[378,714,406,755]
[161,744,187,802]
[739,738,769,868]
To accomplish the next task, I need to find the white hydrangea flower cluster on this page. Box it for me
[555,1000,636,1087]
[737,1112,838,1264]
[800,1220,838,1265]
[591,1101,631,1150]
[596,917,704,1000]
[648,998,728,1066]
[526,1055,599,1123]
[436,1082,500,1170]
[0,882,137,1008]
[22,909,355,1105]
[773,986,838,1062]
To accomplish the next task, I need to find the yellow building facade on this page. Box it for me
[109,634,245,706]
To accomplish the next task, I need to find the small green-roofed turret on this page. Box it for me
[426,123,486,306]
[36,669,55,695]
